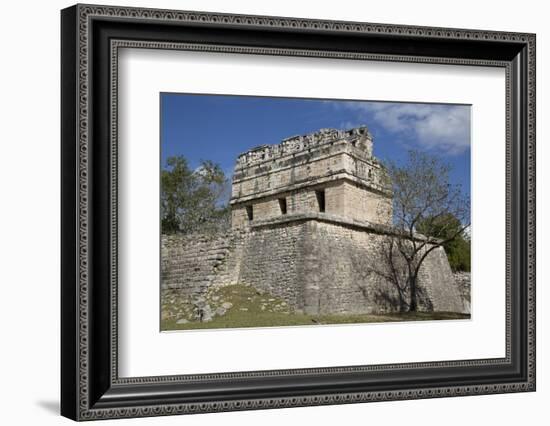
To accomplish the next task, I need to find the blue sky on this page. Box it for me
[160,93,471,199]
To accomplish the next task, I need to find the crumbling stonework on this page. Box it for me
[453,272,471,314]
[161,232,241,295]
[161,126,468,316]
[230,127,392,228]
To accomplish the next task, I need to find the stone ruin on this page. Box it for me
[161,126,468,319]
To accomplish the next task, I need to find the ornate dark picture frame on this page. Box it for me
[61,4,536,421]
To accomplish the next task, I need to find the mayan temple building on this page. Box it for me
[161,126,467,316]
[230,126,393,229]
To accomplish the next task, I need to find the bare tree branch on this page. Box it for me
[377,150,470,312]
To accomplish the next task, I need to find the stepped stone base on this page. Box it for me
[161,214,468,315]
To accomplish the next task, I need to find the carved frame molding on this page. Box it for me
[61,4,535,421]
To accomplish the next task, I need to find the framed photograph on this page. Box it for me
[61,4,536,421]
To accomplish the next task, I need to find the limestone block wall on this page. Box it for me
[341,181,393,225]
[417,246,466,313]
[297,220,397,315]
[161,232,242,297]
[297,220,465,315]
[232,141,385,203]
[231,146,346,202]
[238,221,307,309]
[161,218,466,316]
[287,190,320,214]
[342,148,386,186]
[231,180,392,229]
[453,272,471,314]
[232,183,336,228]
[231,206,249,229]
[251,195,287,220]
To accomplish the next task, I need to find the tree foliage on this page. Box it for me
[161,155,231,235]
[417,213,471,272]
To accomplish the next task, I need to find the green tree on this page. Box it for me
[161,155,230,234]
[417,213,471,272]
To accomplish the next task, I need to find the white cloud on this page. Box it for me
[340,102,471,155]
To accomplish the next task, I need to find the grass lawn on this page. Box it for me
[161,284,469,331]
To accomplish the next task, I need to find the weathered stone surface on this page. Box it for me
[454,272,471,314]
[161,215,466,315]
[160,126,468,317]
[230,127,393,228]
[161,231,245,296]
[198,304,213,322]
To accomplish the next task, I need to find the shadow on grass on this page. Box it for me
[161,284,469,331]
